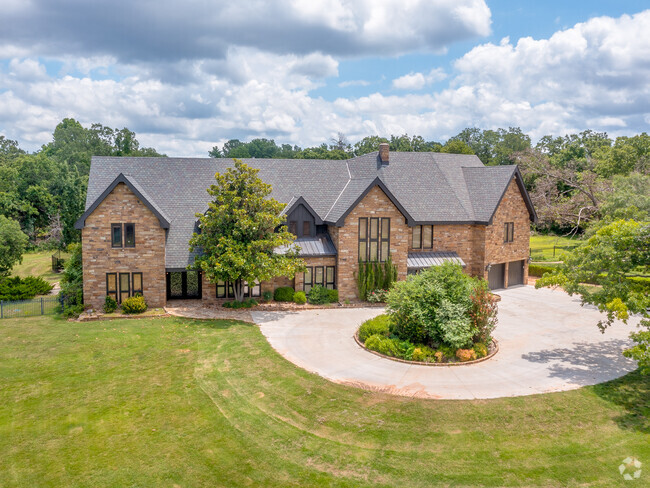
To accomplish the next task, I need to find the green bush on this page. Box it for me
[529,263,560,277]
[57,243,84,317]
[364,334,401,357]
[355,256,398,300]
[358,314,391,342]
[411,345,437,362]
[274,286,295,302]
[473,342,489,358]
[262,290,273,302]
[293,291,306,305]
[307,285,330,304]
[121,295,147,314]
[327,289,339,303]
[0,276,53,301]
[103,295,117,313]
[223,298,258,309]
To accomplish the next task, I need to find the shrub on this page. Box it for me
[411,345,437,362]
[103,295,118,313]
[387,263,475,347]
[473,342,489,358]
[456,348,477,362]
[358,314,391,342]
[364,334,401,357]
[367,289,389,303]
[262,290,273,302]
[0,276,53,301]
[121,295,147,314]
[57,243,83,317]
[355,256,398,300]
[438,345,457,362]
[470,280,498,344]
[293,291,306,305]
[274,286,295,302]
[433,351,445,363]
[327,289,339,303]
[529,263,559,277]
[307,285,330,304]
[223,298,258,309]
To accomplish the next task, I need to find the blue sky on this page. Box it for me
[0,1,649,156]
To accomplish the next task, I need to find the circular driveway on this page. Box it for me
[251,286,640,400]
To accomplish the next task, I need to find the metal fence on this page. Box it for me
[51,251,66,272]
[529,243,580,260]
[0,296,59,319]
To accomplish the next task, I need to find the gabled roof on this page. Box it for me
[82,153,536,268]
[280,196,323,225]
[75,173,170,230]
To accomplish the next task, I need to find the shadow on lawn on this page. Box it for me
[592,370,650,434]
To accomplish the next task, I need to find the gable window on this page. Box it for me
[111,223,122,248]
[504,222,514,243]
[358,217,390,262]
[302,221,311,236]
[412,225,433,249]
[289,221,297,235]
[124,223,135,247]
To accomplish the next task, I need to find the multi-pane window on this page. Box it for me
[119,273,131,303]
[216,280,261,298]
[106,273,118,302]
[132,272,143,295]
[304,266,336,291]
[111,224,122,248]
[358,217,390,262]
[412,225,433,249]
[111,223,136,248]
[504,222,514,243]
[124,223,135,247]
[106,271,143,303]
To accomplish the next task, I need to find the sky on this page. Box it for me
[0,0,649,156]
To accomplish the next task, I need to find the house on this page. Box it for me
[75,144,537,309]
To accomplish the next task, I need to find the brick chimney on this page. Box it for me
[379,143,389,164]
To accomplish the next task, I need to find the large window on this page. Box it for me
[504,222,514,243]
[358,217,390,262]
[303,266,336,291]
[216,280,261,298]
[111,223,136,248]
[412,225,433,249]
[107,271,143,303]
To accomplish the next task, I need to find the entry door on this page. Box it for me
[508,260,524,286]
[488,263,505,290]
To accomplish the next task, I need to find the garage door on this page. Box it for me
[508,260,525,286]
[488,263,505,290]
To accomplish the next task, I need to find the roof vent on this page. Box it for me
[379,143,389,165]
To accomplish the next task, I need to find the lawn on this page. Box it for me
[11,251,67,285]
[1,315,648,487]
[530,234,581,262]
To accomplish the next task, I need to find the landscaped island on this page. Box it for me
[356,263,498,364]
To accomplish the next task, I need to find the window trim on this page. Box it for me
[124,223,136,248]
[412,225,421,249]
[303,267,313,292]
[111,223,122,248]
[325,266,336,290]
[106,272,118,302]
[119,272,131,303]
[504,222,514,243]
[131,272,143,295]
[412,225,433,249]
[314,266,324,287]
[368,217,380,262]
[358,218,368,262]
[379,217,390,261]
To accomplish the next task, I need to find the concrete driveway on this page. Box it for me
[251,286,640,400]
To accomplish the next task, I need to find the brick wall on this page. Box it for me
[484,178,531,285]
[335,185,409,300]
[82,183,166,309]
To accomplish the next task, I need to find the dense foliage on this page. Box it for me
[57,243,84,317]
[293,291,306,305]
[222,298,258,309]
[387,263,496,349]
[121,295,147,314]
[273,286,295,302]
[0,215,28,276]
[103,295,118,313]
[355,256,398,300]
[536,220,650,373]
[0,276,53,301]
[189,160,305,301]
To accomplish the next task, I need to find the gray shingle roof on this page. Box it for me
[407,251,466,269]
[82,153,535,268]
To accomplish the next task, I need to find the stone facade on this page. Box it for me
[81,183,166,309]
[484,178,531,285]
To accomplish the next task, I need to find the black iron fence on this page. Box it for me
[0,296,59,319]
[51,251,66,272]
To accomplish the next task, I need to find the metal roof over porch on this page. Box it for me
[407,251,466,269]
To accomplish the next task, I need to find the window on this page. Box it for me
[124,223,135,248]
[302,220,311,236]
[216,280,260,298]
[119,272,131,302]
[504,222,514,243]
[314,266,324,287]
[304,267,313,292]
[132,272,143,295]
[111,223,122,248]
[359,217,390,262]
[216,280,227,298]
[412,225,433,249]
[325,266,335,289]
[106,273,117,302]
[289,221,297,235]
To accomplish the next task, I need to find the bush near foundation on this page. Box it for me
[121,295,147,314]
[273,287,294,302]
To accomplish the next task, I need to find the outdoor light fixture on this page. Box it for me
[485,263,492,272]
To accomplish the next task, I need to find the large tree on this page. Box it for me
[536,220,650,373]
[0,215,28,276]
[189,160,304,301]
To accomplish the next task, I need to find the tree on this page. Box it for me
[441,140,474,155]
[57,243,84,317]
[0,216,28,276]
[189,160,304,301]
[536,220,650,373]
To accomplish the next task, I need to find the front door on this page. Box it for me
[166,271,202,299]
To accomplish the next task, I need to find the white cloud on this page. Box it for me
[392,68,447,90]
[338,79,371,88]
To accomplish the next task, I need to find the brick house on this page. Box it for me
[75,144,536,309]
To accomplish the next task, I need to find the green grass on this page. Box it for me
[11,251,67,284]
[1,315,648,487]
[530,234,581,262]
